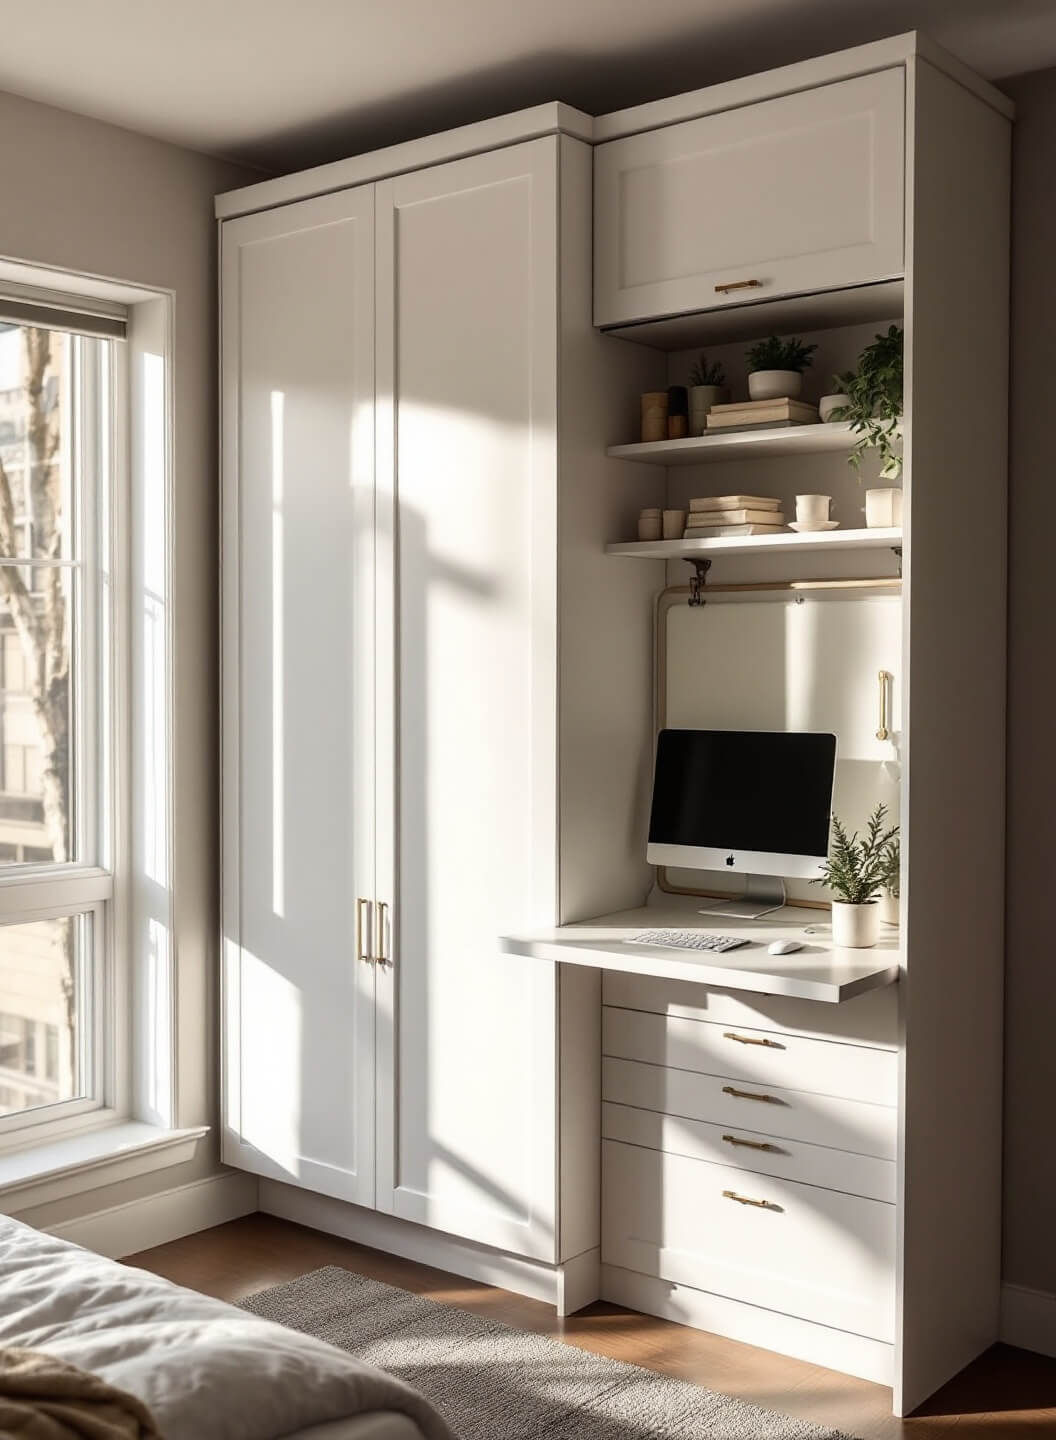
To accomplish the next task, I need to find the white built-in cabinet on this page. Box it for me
[221,134,660,1271]
[219,30,1011,1421]
[221,187,378,1208]
[594,69,905,327]
[371,146,561,1254]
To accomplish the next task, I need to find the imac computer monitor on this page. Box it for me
[647,728,837,919]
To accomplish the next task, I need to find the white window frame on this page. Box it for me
[0,317,127,1150]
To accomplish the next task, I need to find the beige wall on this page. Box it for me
[1002,66,1056,1297]
[0,87,257,1224]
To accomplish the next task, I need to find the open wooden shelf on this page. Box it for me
[608,420,875,466]
[606,527,902,560]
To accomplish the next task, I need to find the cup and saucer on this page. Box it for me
[790,494,838,532]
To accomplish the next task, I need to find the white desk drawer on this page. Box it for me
[603,1056,896,1160]
[603,1138,895,1341]
[603,1101,896,1203]
[602,971,899,1050]
[604,1006,897,1107]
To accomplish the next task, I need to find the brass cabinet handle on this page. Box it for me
[722,1133,779,1153]
[355,898,372,964]
[876,669,891,741]
[723,1031,782,1049]
[723,1084,779,1103]
[376,901,390,966]
[723,1189,780,1210]
[714,279,763,294]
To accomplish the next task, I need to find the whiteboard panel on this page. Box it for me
[663,596,902,902]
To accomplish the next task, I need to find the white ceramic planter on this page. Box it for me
[878,890,900,927]
[688,384,728,435]
[748,370,802,401]
[865,487,903,528]
[818,393,847,422]
[831,900,881,948]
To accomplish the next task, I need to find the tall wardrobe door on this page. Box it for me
[374,139,560,1259]
[221,187,377,1205]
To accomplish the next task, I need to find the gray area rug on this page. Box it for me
[241,1266,858,1439]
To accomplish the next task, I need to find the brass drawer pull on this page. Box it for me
[377,901,390,966]
[722,1133,778,1153]
[723,1084,779,1103]
[723,1189,781,1210]
[355,897,372,964]
[714,279,763,294]
[723,1031,782,1048]
[876,668,891,741]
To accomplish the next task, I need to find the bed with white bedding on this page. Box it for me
[0,1217,452,1440]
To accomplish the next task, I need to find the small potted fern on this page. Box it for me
[878,834,900,927]
[813,804,900,948]
[746,335,818,401]
[687,354,728,434]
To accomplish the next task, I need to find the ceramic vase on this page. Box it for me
[688,384,728,435]
[878,890,900,927]
[748,370,802,401]
[831,900,881,948]
[865,487,903,528]
[819,393,847,422]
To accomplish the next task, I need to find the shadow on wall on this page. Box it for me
[246,0,1038,170]
[1000,65,1056,1300]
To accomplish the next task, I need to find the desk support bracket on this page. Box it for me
[686,557,712,606]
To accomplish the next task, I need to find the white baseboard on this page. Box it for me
[259,1179,568,1306]
[45,1169,258,1259]
[600,1264,894,1387]
[557,1246,600,1317]
[1000,1283,1056,1358]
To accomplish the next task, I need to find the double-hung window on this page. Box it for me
[0,308,122,1144]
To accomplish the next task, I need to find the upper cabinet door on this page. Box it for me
[372,139,560,1261]
[594,69,905,328]
[220,186,377,1206]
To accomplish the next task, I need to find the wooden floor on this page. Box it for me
[128,1214,1056,1439]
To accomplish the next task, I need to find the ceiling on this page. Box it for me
[0,0,1052,174]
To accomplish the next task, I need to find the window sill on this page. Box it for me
[0,1121,209,1212]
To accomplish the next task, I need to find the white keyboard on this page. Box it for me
[632,928,749,954]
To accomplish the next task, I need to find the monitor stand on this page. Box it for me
[697,875,786,921]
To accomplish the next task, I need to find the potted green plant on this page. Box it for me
[813,804,900,948]
[830,325,904,524]
[818,376,848,423]
[745,335,818,401]
[687,354,728,434]
[878,834,900,926]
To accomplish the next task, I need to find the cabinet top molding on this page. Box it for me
[215,31,1012,222]
[215,101,592,220]
[592,30,1013,143]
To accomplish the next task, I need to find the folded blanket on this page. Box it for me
[0,1346,161,1439]
[0,1217,452,1440]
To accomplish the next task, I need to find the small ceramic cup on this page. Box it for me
[795,494,833,528]
[640,392,669,444]
[662,509,686,540]
[638,510,662,541]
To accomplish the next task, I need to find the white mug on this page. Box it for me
[795,494,833,528]
[638,511,662,541]
[662,509,686,540]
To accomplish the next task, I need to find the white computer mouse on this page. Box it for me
[768,939,803,955]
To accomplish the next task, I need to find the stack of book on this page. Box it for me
[706,398,819,433]
[684,495,786,538]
